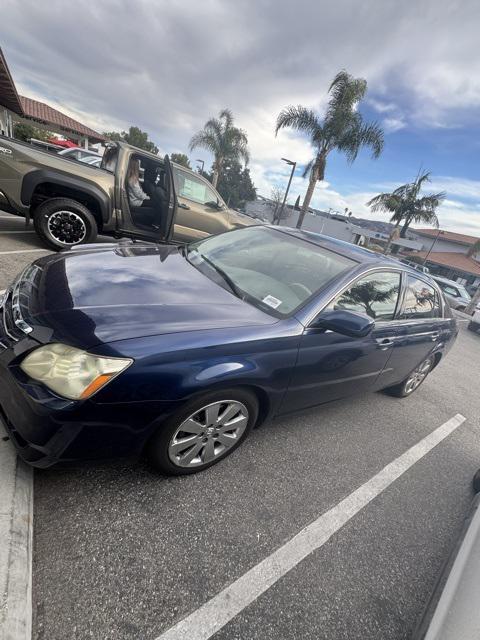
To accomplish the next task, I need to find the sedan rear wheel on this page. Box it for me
[385,354,435,398]
[147,389,258,475]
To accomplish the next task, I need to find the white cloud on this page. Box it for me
[2,0,480,237]
[382,116,406,133]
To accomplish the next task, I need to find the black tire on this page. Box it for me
[147,388,258,475]
[473,469,480,493]
[384,354,435,398]
[33,198,98,251]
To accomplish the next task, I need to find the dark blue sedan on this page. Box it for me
[0,226,457,474]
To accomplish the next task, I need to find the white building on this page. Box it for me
[0,48,22,137]
[407,229,480,288]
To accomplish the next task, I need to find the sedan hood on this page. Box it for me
[21,242,276,348]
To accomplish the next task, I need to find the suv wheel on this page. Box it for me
[34,198,98,251]
[385,355,435,398]
[147,389,258,475]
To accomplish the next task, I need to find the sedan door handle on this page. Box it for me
[376,338,395,349]
[178,202,190,210]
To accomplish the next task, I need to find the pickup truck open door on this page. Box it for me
[113,148,177,244]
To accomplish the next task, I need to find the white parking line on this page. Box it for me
[0,231,36,234]
[156,413,467,640]
[0,249,47,256]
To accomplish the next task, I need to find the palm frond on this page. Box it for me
[357,121,384,159]
[302,159,314,179]
[326,70,367,123]
[189,109,250,168]
[366,193,401,213]
[275,105,322,139]
[219,108,233,129]
[188,130,219,154]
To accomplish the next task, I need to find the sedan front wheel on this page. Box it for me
[147,389,258,475]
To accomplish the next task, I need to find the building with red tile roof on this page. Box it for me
[0,47,104,145]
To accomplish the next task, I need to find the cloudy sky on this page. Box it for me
[2,0,480,234]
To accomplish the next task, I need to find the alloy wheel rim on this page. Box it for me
[47,211,87,245]
[404,357,433,394]
[168,400,249,468]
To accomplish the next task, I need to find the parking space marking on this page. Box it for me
[156,413,466,640]
[0,249,48,256]
[0,231,36,234]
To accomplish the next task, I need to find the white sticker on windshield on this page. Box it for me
[262,295,282,309]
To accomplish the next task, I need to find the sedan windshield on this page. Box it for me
[186,227,356,316]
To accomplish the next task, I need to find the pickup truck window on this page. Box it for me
[176,169,220,206]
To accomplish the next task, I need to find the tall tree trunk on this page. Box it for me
[391,215,411,255]
[383,220,400,255]
[296,154,325,230]
[211,156,223,188]
[399,216,411,238]
[465,285,480,315]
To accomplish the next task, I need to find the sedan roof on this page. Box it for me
[273,226,402,266]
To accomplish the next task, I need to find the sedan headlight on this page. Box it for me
[20,343,133,400]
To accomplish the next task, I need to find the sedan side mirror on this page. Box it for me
[311,309,375,338]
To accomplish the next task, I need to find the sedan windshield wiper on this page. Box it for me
[197,253,245,300]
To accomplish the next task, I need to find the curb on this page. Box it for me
[0,424,33,640]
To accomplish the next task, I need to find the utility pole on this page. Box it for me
[277,158,296,224]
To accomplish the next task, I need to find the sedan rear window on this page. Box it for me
[186,227,355,316]
[400,275,441,319]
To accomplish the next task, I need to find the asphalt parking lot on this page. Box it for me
[1,211,479,640]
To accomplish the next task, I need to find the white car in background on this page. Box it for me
[432,276,472,312]
[468,308,480,334]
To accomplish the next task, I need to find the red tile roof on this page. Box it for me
[0,48,23,115]
[19,96,105,143]
[410,251,480,276]
[414,228,480,246]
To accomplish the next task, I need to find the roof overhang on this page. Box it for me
[0,48,23,115]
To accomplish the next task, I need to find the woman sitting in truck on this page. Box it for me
[126,159,149,207]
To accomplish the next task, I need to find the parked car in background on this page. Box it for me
[84,156,102,167]
[58,147,102,162]
[0,136,255,250]
[468,308,480,333]
[399,258,430,274]
[412,471,480,640]
[466,283,480,297]
[0,226,457,475]
[432,276,472,312]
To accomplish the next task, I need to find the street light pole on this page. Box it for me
[276,158,296,224]
[196,159,205,172]
[423,229,443,265]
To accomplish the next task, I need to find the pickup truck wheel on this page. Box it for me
[34,198,98,251]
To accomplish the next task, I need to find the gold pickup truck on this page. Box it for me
[0,136,256,250]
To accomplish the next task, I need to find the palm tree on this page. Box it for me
[275,70,384,230]
[189,109,249,188]
[339,280,399,319]
[367,171,446,253]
